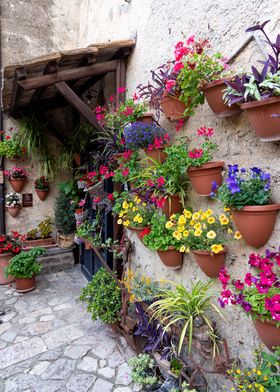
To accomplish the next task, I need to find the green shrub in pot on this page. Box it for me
[5,247,46,278]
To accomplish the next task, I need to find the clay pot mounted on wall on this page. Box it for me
[35,189,49,201]
[139,112,154,125]
[191,247,228,278]
[157,246,183,269]
[254,319,280,352]
[143,147,167,165]
[240,97,280,141]
[161,194,184,217]
[160,94,188,122]
[187,161,225,196]
[9,177,26,193]
[201,79,241,118]
[128,226,150,243]
[15,276,36,293]
[232,204,280,248]
[0,253,15,285]
[6,206,21,218]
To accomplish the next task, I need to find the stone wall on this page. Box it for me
[84,0,280,375]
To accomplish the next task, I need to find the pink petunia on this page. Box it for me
[117,87,126,93]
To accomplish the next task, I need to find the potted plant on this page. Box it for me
[59,180,85,214]
[224,21,280,141]
[218,249,280,351]
[4,167,28,193]
[76,217,103,250]
[5,192,21,217]
[128,354,160,391]
[5,247,46,292]
[25,218,53,247]
[0,232,23,285]
[143,213,183,269]
[149,280,223,354]
[34,176,50,201]
[166,208,240,277]
[80,267,122,326]
[213,164,280,248]
[0,128,26,160]
[54,189,76,249]
[123,122,171,164]
[186,127,224,196]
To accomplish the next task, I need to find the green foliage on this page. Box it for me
[80,268,122,324]
[54,190,76,235]
[76,218,102,246]
[128,353,158,387]
[34,177,50,191]
[104,98,147,129]
[143,213,180,251]
[228,347,280,391]
[170,358,183,376]
[38,218,52,239]
[5,247,46,278]
[113,151,141,184]
[59,180,82,207]
[149,280,223,355]
[0,132,25,159]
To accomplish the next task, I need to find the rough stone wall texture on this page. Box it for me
[1,0,90,234]
[85,0,280,375]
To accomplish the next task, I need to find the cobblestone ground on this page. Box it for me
[0,267,140,392]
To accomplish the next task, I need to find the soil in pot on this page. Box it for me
[0,253,15,285]
[241,96,280,142]
[187,161,225,196]
[9,177,26,193]
[201,79,241,118]
[160,95,188,122]
[157,247,183,269]
[161,195,183,217]
[254,319,280,352]
[35,189,49,201]
[232,204,280,248]
[191,247,228,278]
[15,276,36,293]
[6,206,20,217]
[144,147,167,165]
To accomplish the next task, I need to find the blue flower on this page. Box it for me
[264,182,271,191]
[226,177,240,194]
[250,167,262,174]
[228,164,239,177]
[209,192,216,198]
[211,181,218,191]
[240,167,246,173]
[261,172,271,181]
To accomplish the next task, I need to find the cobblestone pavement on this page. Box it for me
[0,267,140,392]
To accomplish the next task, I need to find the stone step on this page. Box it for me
[38,247,75,275]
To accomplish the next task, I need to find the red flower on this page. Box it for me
[93,197,101,203]
[173,61,184,72]
[156,197,166,209]
[122,168,129,177]
[165,80,176,92]
[123,150,133,160]
[117,87,126,93]
[122,107,134,116]
[99,165,109,175]
[133,93,138,101]
[188,149,203,159]
[175,119,185,132]
[108,193,114,201]
[109,95,115,102]
[140,227,151,238]
[5,136,11,140]
[157,176,165,187]
[119,138,125,145]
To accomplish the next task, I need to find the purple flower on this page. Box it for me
[228,164,239,177]
[264,182,271,191]
[210,192,216,198]
[211,181,218,191]
[242,301,252,312]
[226,177,240,194]
[240,167,246,173]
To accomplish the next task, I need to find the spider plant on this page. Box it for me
[149,280,223,355]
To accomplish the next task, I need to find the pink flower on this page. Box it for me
[173,61,184,72]
[188,149,203,159]
[87,171,97,179]
[234,280,244,291]
[122,168,129,177]
[119,138,125,145]
[93,197,101,203]
[78,200,86,207]
[108,193,114,201]
[165,80,176,92]
[176,119,185,132]
[117,87,126,93]
[163,133,170,141]
[99,165,109,175]
[105,172,115,179]
[186,35,195,45]
[109,95,115,102]
[244,273,253,286]
[122,107,134,116]
[140,227,151,238]
[123,150,133,160]
[197,126,214,137]
[146,179,154,187]
[133,93,138,101]
[157,176,165,187]
[153,137,163,149]
[156,197,166,209]
[218,267,230,289]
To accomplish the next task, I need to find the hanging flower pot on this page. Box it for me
[160,94,188,122]
[187,161,224,196]
[9,177,26,193]
[201,79,241,118]
[191,247,228,278]
[143,147,167,165]
[128,226,151,242]
[6,206,21,217]
[0,253,15,285]
[35,189,49,201]
[75,207,84,215]
[161,194,183,217]
[84,239,92,250]
[254,319,280,352]
[15,276,36,293]
[241,97,280,141]
[232,204,280,248]
[157,246,183,269]
[139,112,154,124]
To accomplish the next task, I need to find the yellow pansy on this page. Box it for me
[219,214,227,221]
[178,215,186,225]
[129,202,133,208]
[194,223,201,230]
[190,220,195,226]
[123,220,130,227]
[192,212,200,220]
[205,209,213,217]
[138,217,143,223]
[179,245,186,252]
[122,201,129,209]
[165,221,174,229]
[207,217,215,224]
[220,217,229,225]
[178,226,185,232]
[207,230,216,239]
[183,209,192,219]
[183,230,189,237]
[201,213,207,220]
[173,231,182,240]
[194,229,202,237]
[119,212,124,218]
[133,215,139,222]
[234,231,242,239]
[211,244,223,253]
[117,219,123,224]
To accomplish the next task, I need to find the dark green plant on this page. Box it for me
[54,190,76,235]
[128,353,158,387]
[0,129,26,159]
[170,358,183,376]
[59,180,83,208]
[143,213,180,251]
[80,268,122,324]
[5,247,46,278]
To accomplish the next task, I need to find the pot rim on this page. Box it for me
[158,246,177,252]
[191,246,228,256]
[9,177,26,181]
[35,188,49,192]
[127,225,151,232]
[254,318,278,327]
[188,161,225,172]
[200,78,231,90]
[241,96,280,109]
[5,206,21,209]
[232,204,280,212]
[141,112,154,118]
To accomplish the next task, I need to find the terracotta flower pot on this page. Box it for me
[187,161,225,196]
[254,319,280,352]
[191,247,228,278]
[84,239,92,250]
[15,276,36,293]
[73,153,81,166]
[25,237,53,247]
[201,79,241,118]
[160,94,188,122]
[143,147,167,165]
[232,204,280,248]
[75,208,84,215]
[157,246,183,269]
[35,189,49,201]
[139,112,154,124]
[161,194,183,217]
[241,96,280,141]
[57,233,75,249]
[0,252,15,285]
[128,226,150,242]
[6,206,21,217]
[9,177,26,192]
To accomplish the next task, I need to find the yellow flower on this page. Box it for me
[219,214,227,221]
[179,245,186,252]
[234,231,242,240]
[228,228,233,234]
[142,202,147,206]
[183,230,189,237]
[211,244,223,253]
[252,369,257,373]
[248,385,252,389]
[259,386,264,392]
[201,213,207,221]
[117,219,123,224]
[165,221,174,229]
[190,220,195,226]
[119,212,124,218]
[178,216,186,225]
[173,231,182,240]
[183,209,192,219]
[205,209,213,217]
[178,226,185,232]
[247,372,251,376]
[194,229,202,237]
[133,215,139,222]
[194,223,201,230]
[263,376,268,381]
[129,202,133,208]
[123,220,130,227]
[122,201,129,209]
[138,217,143,223]
[220,217,229,225]
[257,370,262,376]
[224,206,230,212]
[207,217,215,224]
[132,207,137,212]
[236,369,241,374]
[192,212,200,220]
[207,230,216,239]
[170,214,176,220]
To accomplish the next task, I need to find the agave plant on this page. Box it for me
[149,280,223,355]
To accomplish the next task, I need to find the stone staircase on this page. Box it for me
[38,246,76,274]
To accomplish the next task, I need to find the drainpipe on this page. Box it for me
[0,7,5,234]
